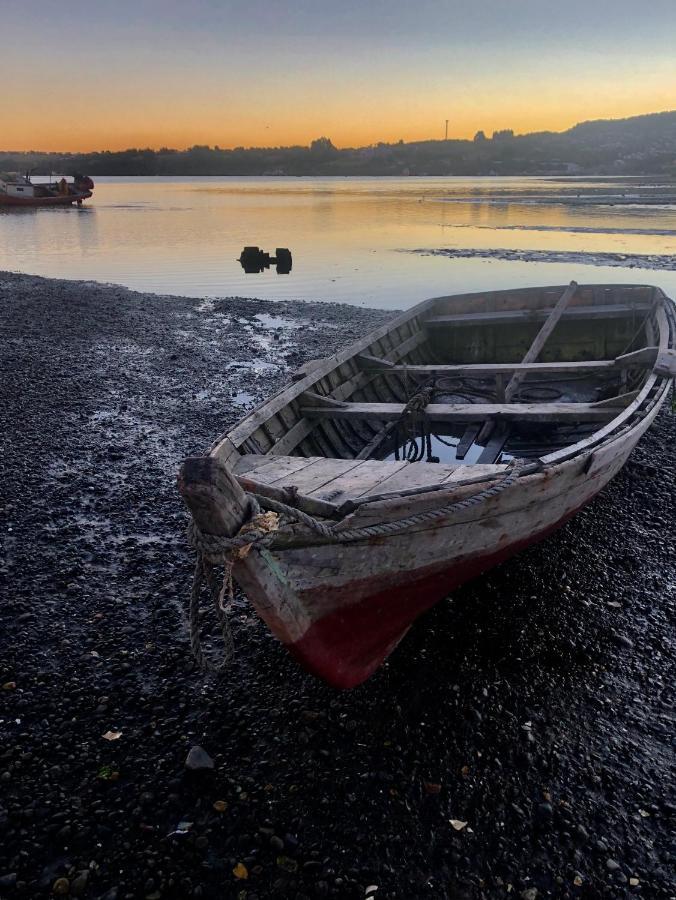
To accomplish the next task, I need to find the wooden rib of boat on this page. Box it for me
[179,282,675,689]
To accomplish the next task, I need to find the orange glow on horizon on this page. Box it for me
[2,0,674,155]
[3,94,675,154]
[5,98,676,153]
[3,34,675,154]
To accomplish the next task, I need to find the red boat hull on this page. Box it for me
[0,190,92,207]
[286,504,579,688]
[232,394,667,689]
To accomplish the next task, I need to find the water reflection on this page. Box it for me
[0,176,675,308]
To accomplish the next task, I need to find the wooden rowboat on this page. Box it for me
[179,282,675,688]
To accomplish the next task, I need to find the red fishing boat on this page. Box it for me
[179,282,675,688]
[0,172,94,207]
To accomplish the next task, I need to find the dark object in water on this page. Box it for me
[239,246,292,274]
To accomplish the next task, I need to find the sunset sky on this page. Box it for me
[2,0,675,152]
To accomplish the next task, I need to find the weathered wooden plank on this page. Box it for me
[236,474,342,519]
[655,348,676,377]
[290,358,327,382]
[299,391,348,409]
[234,454,318,484]
[456,424,481,459]
[221,311,433,454]
[504,281,578,401]
[330,464,515,532]
[592,390,640,408]
[615,346,659,368]
[353,463,506,506]
[268,419,316,456]
[232,454,273,475]
[425,301,652,329]
[178,456,250,538]
[358,359,622,376]
[274,457,365,495]
[301,401,623,424]
[320,420,355,459]
[476,422,511,464]
[356,353,395,370]
[267,330,428,456]
[354,461,459,498]
[542,303,670,465]
[310,459,407,501]
[355,420,400,460]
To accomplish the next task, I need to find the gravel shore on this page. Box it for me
[1,272,674,900]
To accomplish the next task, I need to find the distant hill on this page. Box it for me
[566,110,676,142]
[2,110,675,177]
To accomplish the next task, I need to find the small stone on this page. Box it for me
[536,801,553,821]
[1,682,16,691]
[614,633,634,650]
[595,840,608,852]
[576,824,589,840]
[195,836,209,850]
[185,746,214,771]
[520,889,538,900]
[53,877,70,895]
[606,859,621,871]
[97,888,119,900]
[0,874,17,889]
[270,835,284,850]
[212,800,228,813]
[629,877,640,886]
[71,871,89,896]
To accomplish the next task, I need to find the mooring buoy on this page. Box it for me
[238,246,292,275]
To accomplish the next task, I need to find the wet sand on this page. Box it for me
[1,272,674,899]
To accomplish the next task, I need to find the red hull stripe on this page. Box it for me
[0,191,92,207]
[288,504,582,689]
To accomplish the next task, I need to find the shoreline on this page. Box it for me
[1,271,674,899]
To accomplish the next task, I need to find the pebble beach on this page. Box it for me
[1,271,674,899]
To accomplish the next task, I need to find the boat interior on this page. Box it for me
[214,284,671,512]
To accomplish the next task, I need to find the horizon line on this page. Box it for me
[2,108,674,157]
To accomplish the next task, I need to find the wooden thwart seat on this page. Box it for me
[424,301,652,328]
[300,401,624,424]
[356,348,659,377]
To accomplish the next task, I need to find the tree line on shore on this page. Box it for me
[2,111,674,178]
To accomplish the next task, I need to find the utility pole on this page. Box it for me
[444,119,449,141]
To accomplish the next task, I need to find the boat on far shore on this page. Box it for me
[0,172,94,207]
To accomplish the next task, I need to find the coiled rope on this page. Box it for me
[186,459,525,671]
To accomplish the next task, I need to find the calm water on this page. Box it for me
[1,176,675,309]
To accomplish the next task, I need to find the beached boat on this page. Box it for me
[179,282,675,688]
[0,173,94,207]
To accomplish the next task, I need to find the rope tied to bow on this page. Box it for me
[186,501,280,672]
[185,458,528,672]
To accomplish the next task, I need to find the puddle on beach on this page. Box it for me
[233,389,255,406]
[254,312,307,329]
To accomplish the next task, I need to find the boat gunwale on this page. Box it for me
[212,284,673,506]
